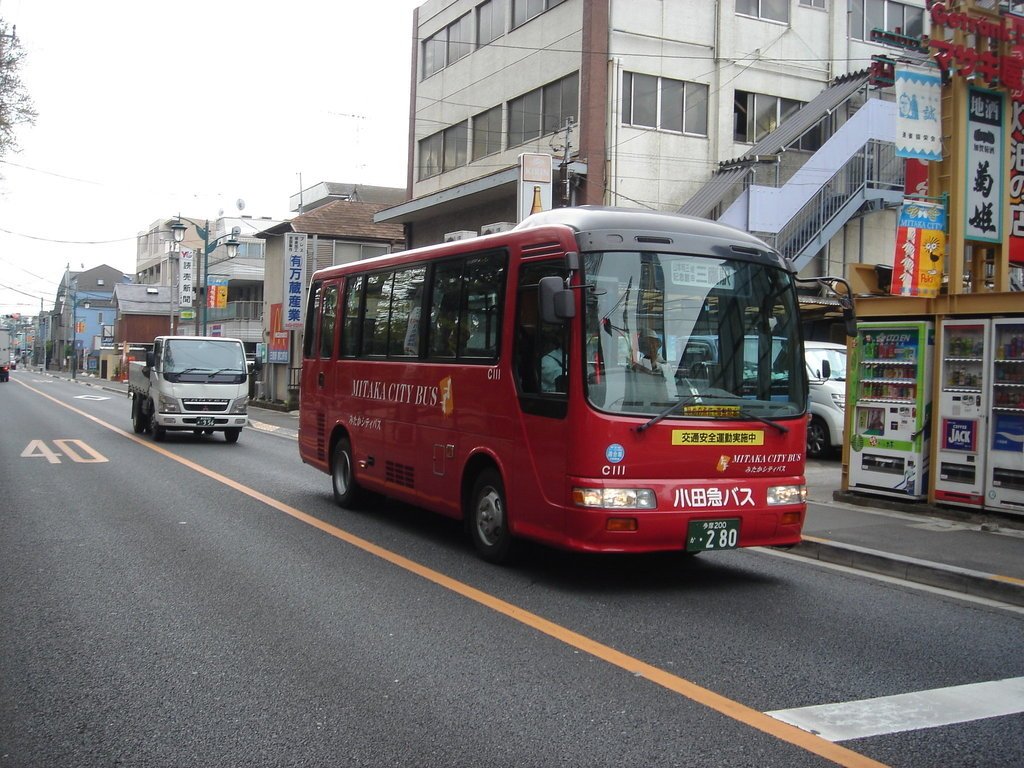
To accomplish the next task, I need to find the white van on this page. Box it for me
[804,341,847,458]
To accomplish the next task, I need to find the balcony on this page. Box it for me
[204,300,262,323]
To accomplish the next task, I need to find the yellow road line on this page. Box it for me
[21,379,888,768]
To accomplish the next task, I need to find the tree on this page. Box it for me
[0,20,36,160]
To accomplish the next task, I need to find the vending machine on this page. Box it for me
[986,319,1024,515]
[849,321,934,500]
[934,320,988,508]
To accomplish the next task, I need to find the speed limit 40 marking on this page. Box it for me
[20,439,109,464]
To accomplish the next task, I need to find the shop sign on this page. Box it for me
[284,233,307,331]
[895,65,942,161]
[964,87,1005,243]
[891,200,946,297]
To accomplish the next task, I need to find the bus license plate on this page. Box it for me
[195,416,215,427]
[686,519,740,552]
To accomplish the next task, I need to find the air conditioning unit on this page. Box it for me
[480,222,515,235]
[444,230,477,242]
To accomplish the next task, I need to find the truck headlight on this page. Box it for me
[831,392,845,409]
[158,394,180,413]
[230,396,248,414]
[572,487,657,509]
[767,484,806,505]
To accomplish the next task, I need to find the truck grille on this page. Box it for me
[182,398,230,413]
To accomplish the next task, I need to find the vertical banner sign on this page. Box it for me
[268,303,290,364]
[1010,97,1024,264]
[517,153,552,222]
[894,65,943,161]
[965,87,1004,243]
[207,276,229,309]
[891,200,946,297]
[284,233,307,331]
[178,249,194,307]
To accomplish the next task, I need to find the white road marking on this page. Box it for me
[74,394,109,401]
[766,677,1024,742]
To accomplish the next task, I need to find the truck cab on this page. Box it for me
[129,335,257,443]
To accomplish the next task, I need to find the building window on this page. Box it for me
[622,72,709,136]
[477,0,506,46]
[423,28,447,78]
[734,91,808,144]
[447,13,472,65]
[736,0,789,23]
[422,12,472,79]
[418,132,443,179]
[235,241,264,259]
[443,121,469,171]
[473,105,503,160]
[800,0,825,8]
[334,242,390,264]
[512,0,565,29]
[508,72,578,148]
[418,121,469,180]
[849,0,924,42]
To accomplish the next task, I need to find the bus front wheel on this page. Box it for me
[332,436,363,508]
[468,469,513,564]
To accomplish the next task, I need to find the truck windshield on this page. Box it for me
[163,339,247,379]
[582,251,806,420]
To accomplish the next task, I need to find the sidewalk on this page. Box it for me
[31,368,1024,607]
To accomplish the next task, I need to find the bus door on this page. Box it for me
[299,278,342,469]
[512,258,571,534]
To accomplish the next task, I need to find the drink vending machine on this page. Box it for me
[849,321,934,500]
[934,320,988,508]
[987,319,1024,515]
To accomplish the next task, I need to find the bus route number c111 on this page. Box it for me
[686,519,741,552]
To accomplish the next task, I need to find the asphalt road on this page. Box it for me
[2,371,1022,767]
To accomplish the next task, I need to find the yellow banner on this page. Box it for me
[671,430,764,446]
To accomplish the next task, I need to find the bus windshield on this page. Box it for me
[582,251,806,419]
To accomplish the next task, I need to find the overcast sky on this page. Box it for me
[0,0,422,315]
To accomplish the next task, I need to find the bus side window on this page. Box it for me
[340,276,363,358]
[388,266,426,357]
[303,281,322,359]
[429,260,463,359]
[362,272,391,356]
[516,260,569,396]
[459,253,505,359]
[319,283,339,359]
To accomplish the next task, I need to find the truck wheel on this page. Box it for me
[331,436,364,508]
[224,428,241,444]
[131,396,147,434]
[148,402,166,442]
[467,469,514,564]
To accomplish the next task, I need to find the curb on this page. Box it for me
[789,536,1024,607]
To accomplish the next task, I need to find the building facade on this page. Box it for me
[378,0,927,286]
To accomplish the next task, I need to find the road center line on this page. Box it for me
[767,677,1024,742]
[21,378,889,768]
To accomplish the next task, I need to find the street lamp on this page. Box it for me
[170,217,240,335]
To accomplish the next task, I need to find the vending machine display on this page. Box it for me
[849,321,934,500]
[934,320,988,508]
[986,319,1024,515]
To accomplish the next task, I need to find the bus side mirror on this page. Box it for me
[539,275,575,322]
[843,304,857,339]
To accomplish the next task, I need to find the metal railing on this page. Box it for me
[758,140,904,263]
[203,300,263,323]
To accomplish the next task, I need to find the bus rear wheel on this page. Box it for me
[332,436,364,508]
[468,469,513,564]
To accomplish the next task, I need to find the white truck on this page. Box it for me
[128,335,258,443]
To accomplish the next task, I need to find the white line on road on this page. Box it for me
[766,676,1024,742]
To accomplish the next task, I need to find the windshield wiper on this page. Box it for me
[209,367,244,376]
[731,407,789,435]
[635,394,702,433]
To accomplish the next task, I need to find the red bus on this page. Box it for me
[299,207,852,562]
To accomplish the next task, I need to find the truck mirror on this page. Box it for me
[539,275,575,323]
[821,359,831,380]
[250,358,263,373]
[145,351,155,368]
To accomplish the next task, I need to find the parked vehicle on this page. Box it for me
[0,360,8,382]
[804,341,848,459]
[128,335,258,443]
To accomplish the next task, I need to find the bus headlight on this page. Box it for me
[158,394,180,413]
[572,487,657,509]
[767,484,806,505]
